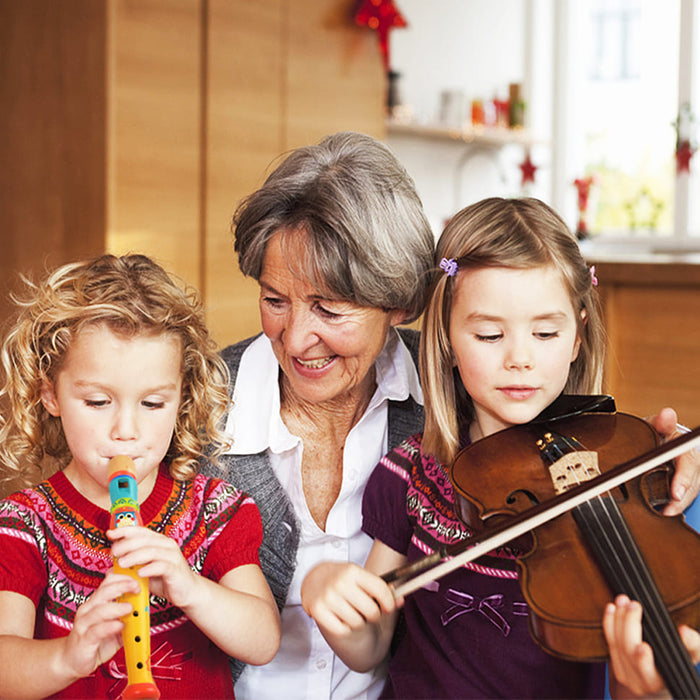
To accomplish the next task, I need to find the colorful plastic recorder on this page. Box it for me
[108,455,161,700]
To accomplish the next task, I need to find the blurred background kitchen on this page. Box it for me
[1,0,699,428]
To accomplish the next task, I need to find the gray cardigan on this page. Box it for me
[206,328,424,681]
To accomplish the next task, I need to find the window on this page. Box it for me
[553,0,700,245]
[589,2,641,81]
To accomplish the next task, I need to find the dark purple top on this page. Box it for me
[362,433,606,699]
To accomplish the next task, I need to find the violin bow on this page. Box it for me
[384,426,700,598]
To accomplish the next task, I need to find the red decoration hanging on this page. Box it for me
[676,140,695,174]
[574,175,595,239]
[355,0,407,71]
[673,103,696,174]
[518,151,537,187]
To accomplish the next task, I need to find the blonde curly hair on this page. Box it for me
[0,254,231,486]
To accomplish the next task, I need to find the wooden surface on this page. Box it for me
[203,0,385,346]
[106,0,203,287]
[0,0,107,327]
[203,0,286,346]
[590,259,700,427]
[285,0,385,147]
[105,0,386,347]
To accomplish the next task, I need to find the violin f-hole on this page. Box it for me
[612,482,629,503]
[506,489,540,507]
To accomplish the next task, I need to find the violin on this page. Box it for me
[382,396,700,699]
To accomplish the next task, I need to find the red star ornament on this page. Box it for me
[574,175,594,210]
[355,0,407,70]
[573,175,595,239]
[676,139,695,174]
[519,151,537,186]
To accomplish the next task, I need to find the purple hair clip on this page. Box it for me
[440,257,458,277]
[590,265,598,287]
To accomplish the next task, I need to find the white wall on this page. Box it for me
[390,0,527,124]
[385,0,554,236]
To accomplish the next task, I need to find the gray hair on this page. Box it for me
[233,131,434,323]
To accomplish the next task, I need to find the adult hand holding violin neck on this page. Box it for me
[204,132,434,700]
[646,408,700,515]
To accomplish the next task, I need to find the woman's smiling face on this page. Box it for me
[258,232,405,407]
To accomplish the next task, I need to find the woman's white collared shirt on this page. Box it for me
[224,330,422,700]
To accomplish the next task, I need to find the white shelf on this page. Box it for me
[386,119,540,148]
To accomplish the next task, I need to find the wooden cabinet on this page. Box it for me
[0,0,385,346]
[590,259,700,427]
[0,0,108,311]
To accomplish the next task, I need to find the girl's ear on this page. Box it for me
[40,380,61,417]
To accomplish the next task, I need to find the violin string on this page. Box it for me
[557,434,700,696]
[558,435,698,693]
[577,496,696,693]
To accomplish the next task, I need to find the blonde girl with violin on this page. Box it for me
[301,197,700,699]
[0,254,280,699]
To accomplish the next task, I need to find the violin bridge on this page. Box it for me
[547,451,601,495]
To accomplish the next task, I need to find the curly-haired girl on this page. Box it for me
[0,253,280,699]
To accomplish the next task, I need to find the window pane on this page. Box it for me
[569,0,679,236]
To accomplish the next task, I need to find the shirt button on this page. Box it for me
[331,539,341,549]
[316,658,328,670]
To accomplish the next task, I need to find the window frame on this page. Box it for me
[545,0,700,250]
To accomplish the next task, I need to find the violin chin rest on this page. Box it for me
[533,394,616,424]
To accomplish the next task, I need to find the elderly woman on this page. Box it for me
[211,132,433,700]
[208,132,700,700]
